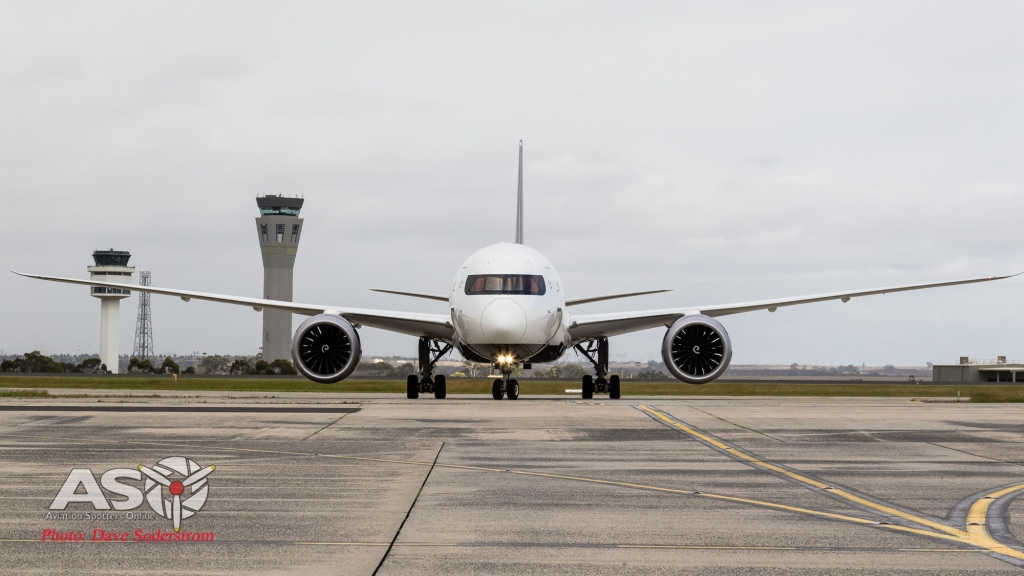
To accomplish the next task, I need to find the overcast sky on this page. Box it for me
[2,2,1022,366]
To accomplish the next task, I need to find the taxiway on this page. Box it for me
[2,393,1024,574]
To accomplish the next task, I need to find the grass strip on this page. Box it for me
[968,388,1024,403]
[0,376,1019,400]
[0,389,51,398]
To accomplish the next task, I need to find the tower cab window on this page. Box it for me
[465,275,546,295]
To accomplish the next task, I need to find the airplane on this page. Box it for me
[13,142,1019,401]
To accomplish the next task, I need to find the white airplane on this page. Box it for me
[13,143,1018,400]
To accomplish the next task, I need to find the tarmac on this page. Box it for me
[3,392,1024,574]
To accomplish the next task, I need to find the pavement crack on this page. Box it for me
[301,413,349,441]
[683,403,785,442]
[927,442,1009,464]
[372,442,443,576]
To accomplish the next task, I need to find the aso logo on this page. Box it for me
[50,457,215,533]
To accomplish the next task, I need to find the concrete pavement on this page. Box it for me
[2,394,1024,574]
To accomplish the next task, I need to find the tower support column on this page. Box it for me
[262,260,295,361]
[99,298,120,373]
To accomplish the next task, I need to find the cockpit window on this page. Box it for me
[465,274,546,296]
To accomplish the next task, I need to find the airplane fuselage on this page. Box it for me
[448,243,571,367]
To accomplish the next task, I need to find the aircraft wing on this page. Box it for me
[12,271,454,340]
[370,288,449,302]
[565,289,671,306]
[567,272,1019,341]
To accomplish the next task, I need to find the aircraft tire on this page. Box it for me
[506,379,519,400]
[609,375,621,400]
[582,375,594,400]
[434,375,447,399]
[492,379,504,400]
[407,375,419,399]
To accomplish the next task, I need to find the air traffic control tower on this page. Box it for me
[88,249,134,373]
[255,195,304,361]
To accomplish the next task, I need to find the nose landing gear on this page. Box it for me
[491,374,520,400]
[574,337,622,400]
[507,378,520,400]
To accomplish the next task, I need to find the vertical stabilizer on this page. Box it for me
[515,140,524,244]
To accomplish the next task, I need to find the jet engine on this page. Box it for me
[291,314,361,383]
[661,315,732,384]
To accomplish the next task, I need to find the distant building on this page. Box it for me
[933,356,1024,383]
[255,195,304,361]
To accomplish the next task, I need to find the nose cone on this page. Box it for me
[480,298,528,344]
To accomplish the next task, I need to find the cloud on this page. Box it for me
[1,1,1022,365]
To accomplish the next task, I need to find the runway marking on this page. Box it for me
[636,404,1024,565]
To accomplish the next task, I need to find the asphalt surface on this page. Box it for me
[3,393,1024,574]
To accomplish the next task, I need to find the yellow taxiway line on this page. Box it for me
[637,404,1024,562]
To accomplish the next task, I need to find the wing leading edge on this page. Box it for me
[565,289,672,306]
[567,272,1020,341]
[11,271,454,340]
[370,288,448,302]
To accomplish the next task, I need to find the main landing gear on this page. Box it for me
[407,337,452,400]
[574,337,621,400]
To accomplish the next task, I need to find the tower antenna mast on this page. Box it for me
[133,271,154,361]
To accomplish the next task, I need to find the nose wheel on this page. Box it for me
[507,379,519,400]
[492,377,519,400]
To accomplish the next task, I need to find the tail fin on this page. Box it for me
[515,140,524,244]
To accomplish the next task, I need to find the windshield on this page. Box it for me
[465,274,546,296]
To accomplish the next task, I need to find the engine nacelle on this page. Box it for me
[291,314,361,384]
[661,315,732,384]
